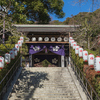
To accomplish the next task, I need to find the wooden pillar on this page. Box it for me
[65,57,68,67]
[33,55,34,67]
[61,55,65,67]
[64,56,66,67]
[58,55,60,67]
[29,54,32,67]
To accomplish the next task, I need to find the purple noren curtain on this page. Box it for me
[29,43,65,56]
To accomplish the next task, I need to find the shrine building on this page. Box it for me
[14,25,80,67]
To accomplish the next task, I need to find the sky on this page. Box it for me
[50,0,100,22]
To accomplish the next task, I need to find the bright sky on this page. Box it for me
[50,0,100,22]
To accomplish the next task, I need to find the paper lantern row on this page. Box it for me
[0,37,24,69]
[32,37,69,42]
[69,36,100,72]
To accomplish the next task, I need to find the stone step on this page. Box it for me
[8,67,87,100]
[9,97,81,100]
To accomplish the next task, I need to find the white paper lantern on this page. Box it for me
[12,48,17,56]
[18,40,22,47]
[73,42,77,49]
[71,41,75,47]
[9,50,15,60]
[70,39,74,44]
[32,37,36,41]
[75,45,79,55]
[15,44,19,52]
[5,53,11,64]
[38,37,42,41]
[44,37,49,41]
[94,56,100,72]
[51,37,56,42]
[20,39,23,44]
[0,56,4,69]
[20,36,24,43]
[83,50,88,62]
[64,37,68,42]
[69,39,72,43]
[57,37,62,42]
[69,37,73,39]
[88,54,94,67]
[79,47,83,58]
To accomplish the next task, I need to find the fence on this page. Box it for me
[0,55,21,99]
[70,56,100,100]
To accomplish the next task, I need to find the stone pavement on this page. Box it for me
[8,67,88,100]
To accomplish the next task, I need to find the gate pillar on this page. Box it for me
[61,56,65,67]
[29,54,32,67]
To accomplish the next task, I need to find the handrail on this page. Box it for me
[0,55,21,99]
[70,56,100,100]
[0,56,21,84]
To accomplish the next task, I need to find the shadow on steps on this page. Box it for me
[9,68,49,100]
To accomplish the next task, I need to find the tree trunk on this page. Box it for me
[87,32,90,50]
[2,14,5,43]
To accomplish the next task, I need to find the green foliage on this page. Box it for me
[6,36,19,44]
[42,59,51,67]
[71,48,83,71]
[50,20,64,25]
[86,49,99,57]
[92,77,100,97]
[0,44,14,55]
[22,43,28,55]
[0,0,65,24]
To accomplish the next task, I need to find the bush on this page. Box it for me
[71,48,84,71]
[42,59,51,67]
[0,44,14,56]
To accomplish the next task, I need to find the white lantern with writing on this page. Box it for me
[9,50,15,60]
[69,37,73,43]
[73,42,77,49]
[20,36,24,43]
[70,39,74,45]
[12,48,17,56]
[15,44,19,52]
[18,40,22,47]
[88,54,94,67]
[83,50,88,62]
[20,39,23,44]
[75,45,79,55]
[5,53,11,64]
[94,56,100,72]
[79,47,83,58]
[69,37,73,39]
[0,56,4,69]
[69,39,72,43]
[71,41,75,47]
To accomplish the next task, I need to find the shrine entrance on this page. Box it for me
[29,43,64,67]
[14,25,80,67]
[33,55,60,67]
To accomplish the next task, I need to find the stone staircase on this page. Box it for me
[8,67,87,100]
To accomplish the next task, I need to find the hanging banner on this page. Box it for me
[29,43,65,56]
